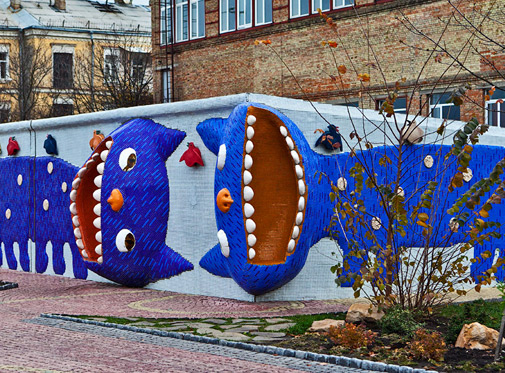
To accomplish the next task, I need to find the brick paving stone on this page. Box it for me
[265,323,296,331]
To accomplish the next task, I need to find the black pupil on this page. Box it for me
[125,233,135,251]
[124,153,136,171]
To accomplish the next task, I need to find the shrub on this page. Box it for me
[409,329,447,362]
[379,306,423,338]
[328,323,377,349]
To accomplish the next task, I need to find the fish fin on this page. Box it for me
[151,245,194,281]
[157,126,186,161]
[196,118,226,155]
[199,243,231,278]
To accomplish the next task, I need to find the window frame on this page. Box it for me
[161,0,204,44]
[220,0,272,34]
[485,88,505,128]
[291,0,353,19]
[0,45,9,81]
[376,96,408,115]
[0,102,10,123]
[160,1,173,45]
[429,92,460,121]
[103,48,120,83]
[52,45,75,90]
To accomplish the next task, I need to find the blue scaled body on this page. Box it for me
[198,103,505,295]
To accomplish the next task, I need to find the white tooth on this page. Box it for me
[248,234,256,247]
[74,228,81,239]
[298,180,306,195]
[280,126,288,137]
[94,175,102,188]
[92,153,99,159]
[288,239,295,252]
[93,189,101,201]
[100,150,109,162]
[217,144,226,171]
[248,248,256,260]
[72,178,81,189]
[243,171,252,185]
[217,230,229,258]
[298,197,305,211]
[70,203,77,215]
[292,226,300,239]
[76,239,84,249]
[97,256,103,264]
[95,244,102,255]
[93,204,101,216]
[97,162,105,175]
[286,137,294,150]
[244,203,255,218]
[93,217,101,229]
[70,190,77,201]
[291,151,300,165]
[86,159,95,168]
[296,212,303,225]
[95,231,102,243]
[247,115,256,125]
[246,141,254,154]
[247,127,254,140]
[243,186,254,201]
[72,215,80,226]
[81,249,88,258]
[77,167,87,178]
[106,141,113,149]
[295,165,304,179]
[246,219,256,233]
[244,155,253,170]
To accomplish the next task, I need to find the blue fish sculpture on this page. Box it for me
[71,118,193,287]
[198,103,505,295]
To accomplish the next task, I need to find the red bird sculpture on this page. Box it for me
[180,142,204,167]
[7,137,20,156]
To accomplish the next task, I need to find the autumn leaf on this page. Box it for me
[490,86,496,96]
[328,41,338,48]
[338,65,347,74]
[358,73,370,82]
[314,129,324,133]
[255,39,271,45]
[498,99,504,104]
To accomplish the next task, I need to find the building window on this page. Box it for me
[162,69,172,103]
[376,97,407,115]
[104,48,120,83]
[130,51,150,83]
[175,0,189,42]
[486,88,505,128]
[160,1,173,45]
[221,0,272,33]
[0,102,10,123]
[0,46,8,80]
[191,0,205,38]
[52,99,74,117]
[430,93,460,121]
[53,46,74,89]
[292,0,352,18]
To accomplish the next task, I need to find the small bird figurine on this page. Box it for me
[180,142,204,167]
[7,137,20,156]
[44,134,58,155]
[315,124,343,152]
[89,130,105,151]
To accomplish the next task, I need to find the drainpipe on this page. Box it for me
[28,119,36,272]
[90,31,95,110]
[18,28,24,120]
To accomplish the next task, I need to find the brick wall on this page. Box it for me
[152,0,505,124]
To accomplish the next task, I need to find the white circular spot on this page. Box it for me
[61,182,68,193]
[449,218,460,233]
[371,217,382,230]
[5,208,11,219]
[116,229,136,252]
[47,162,53,174]
[397,186,405,197]
[424,155,434,169]
[17,174,23,186]
[43,199,49,211]
[337,177,347,191]
[118,148,137,172]
[463,168,473,182]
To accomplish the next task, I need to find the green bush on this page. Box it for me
[379,306,423,338]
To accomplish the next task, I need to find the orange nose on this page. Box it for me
[217,188,234,213]
[107,189,124,212]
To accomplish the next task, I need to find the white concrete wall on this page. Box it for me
[1,93,504,301]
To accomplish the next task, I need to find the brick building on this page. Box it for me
[151,0,505,127]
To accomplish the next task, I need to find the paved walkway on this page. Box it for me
[0,268,368,372]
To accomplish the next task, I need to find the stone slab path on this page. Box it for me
[0,269,375,372]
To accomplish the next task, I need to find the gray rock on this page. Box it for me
[196,328,223,338]
[88,317,108,322]
[231,318,261,324]
[220,324,240,330]
[264,322,295,331]
[128,321,156,327]
[220,332,251,342]
[264,318,290,324]
[201,318,228,325]
[225,325,261,333]
[250,331,286,338]
[185,322,215,329]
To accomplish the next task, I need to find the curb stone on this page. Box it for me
[40,313,438,373]
[0,282,18,291]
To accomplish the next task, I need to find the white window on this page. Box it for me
[255,0,272,25]
[333,0,353,9]
[0,45,9,80]
[291,0,309,18]
[162,69,172,103]
[104,48,120,82]
[190,0,205,38]
[312,0,329,13]
[377,97,408,115]
[486,88,505,128]
[220,0,236,33]
[430,93,460,121]
[291,0,352,18]
[160,1,173,45]
[176,0,189,42]
[237,0,252,29]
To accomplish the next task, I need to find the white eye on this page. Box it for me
[118,148,137,171]
[116,229,136,252]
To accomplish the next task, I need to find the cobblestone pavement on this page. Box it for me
[0,269,374,372]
